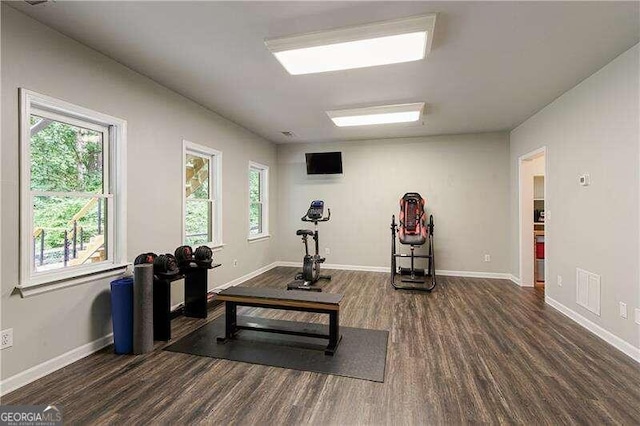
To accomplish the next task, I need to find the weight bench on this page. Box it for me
[215,287,343,355]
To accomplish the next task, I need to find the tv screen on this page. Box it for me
[306,152,343,175]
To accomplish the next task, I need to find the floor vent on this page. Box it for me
[576,268,600,316]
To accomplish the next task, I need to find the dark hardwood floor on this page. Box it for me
[3,267,639,424]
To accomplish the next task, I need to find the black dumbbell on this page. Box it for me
[174,245,193,267]
[153,253,179,275]
[194,245,213,267]
[134,252,157,265]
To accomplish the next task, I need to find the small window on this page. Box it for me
[20,89,127,290]
[248,162,269,238]
[183,141,222,247]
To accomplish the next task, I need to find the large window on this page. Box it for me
[20,89,127,291]
[183,141,222,247]
[248,162,269,239]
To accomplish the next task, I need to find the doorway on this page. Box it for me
[519,147,547,289]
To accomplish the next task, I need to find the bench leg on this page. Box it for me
[216,301,237,343]
[325,310,341,355]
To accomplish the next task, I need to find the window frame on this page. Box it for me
[248,161,269,240]
[182,140,223,249]
[19,89,128,295]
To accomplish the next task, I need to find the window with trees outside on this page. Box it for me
[184,141,222,247]
[249,162,269,239]
[20,90,127,292]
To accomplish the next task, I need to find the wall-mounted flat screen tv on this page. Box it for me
[305,152,343,175]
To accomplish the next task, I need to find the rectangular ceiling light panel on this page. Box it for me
[265,14,436,75]
[327,103,425,127]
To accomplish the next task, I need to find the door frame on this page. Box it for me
[518,146,548,287]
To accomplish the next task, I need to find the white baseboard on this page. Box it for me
[0,333,114,396]
[435,270,511,280]
[509,274,522,286]
[546,296,640,363]
[276,261,303,269]
[323,263,389,273]
[324,263,389,273]
[276,261,510,280]
[212,261,279,291]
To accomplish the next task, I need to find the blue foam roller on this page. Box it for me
[110,277,134,354]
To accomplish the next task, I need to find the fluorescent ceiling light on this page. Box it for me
[272,32,426,75]
[265,14,436,75]
[327,103,425,127]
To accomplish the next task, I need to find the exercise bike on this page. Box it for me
[287,200,331,292]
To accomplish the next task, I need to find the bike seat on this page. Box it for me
[296,229,314,236]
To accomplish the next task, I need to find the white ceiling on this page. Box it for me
[9,1,640,144]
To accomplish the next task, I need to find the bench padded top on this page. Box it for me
[217,286,342,305]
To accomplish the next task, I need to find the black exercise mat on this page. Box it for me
[165,316,388,382]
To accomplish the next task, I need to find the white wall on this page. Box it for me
[1,5,278,380]
[277,132,510,275]
[510,44,639,350]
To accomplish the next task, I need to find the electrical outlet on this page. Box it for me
[557,275,563,287]
[1,329,13,349]
[619,302,627,319]
[484,254,491,262]
[325,248,330,255]
[635,308,640,325]
[233,259,238,267]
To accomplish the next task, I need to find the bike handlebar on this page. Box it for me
[301,208,331,222]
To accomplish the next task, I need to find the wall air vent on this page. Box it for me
[576,268,601,316]
[281,131,296,138]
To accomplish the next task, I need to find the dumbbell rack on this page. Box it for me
[153,272,183,342]
[183,263,221,317]
[153,263,221,341]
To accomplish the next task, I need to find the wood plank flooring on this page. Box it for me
[3,267,639,424]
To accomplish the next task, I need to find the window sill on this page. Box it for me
[16,263,130,298]
[194,242,225,251]
[248,234,271,243]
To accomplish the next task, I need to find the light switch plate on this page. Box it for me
[1,329,13,349]
[579,174,591,186]
[619,302,627,319]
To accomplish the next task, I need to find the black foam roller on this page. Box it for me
[133,263,154,354]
